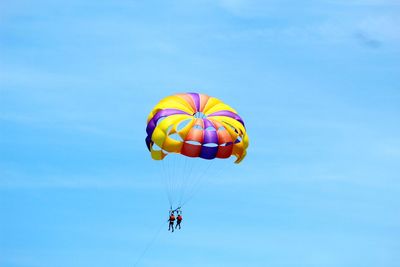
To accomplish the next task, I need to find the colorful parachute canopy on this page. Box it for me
[145,93,249,163]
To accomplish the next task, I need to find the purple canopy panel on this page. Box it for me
[145,109,189,150]
[145,136,153,151]
[200,145,218,160]
[188,93,200,111]
[207,110,245,127]
[203,129,218,144]
[203,118,215,130]
[146,109,188,136]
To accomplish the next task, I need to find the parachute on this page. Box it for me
[145,92,249,208]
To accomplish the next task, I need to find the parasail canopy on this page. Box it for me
[145,92,249,163]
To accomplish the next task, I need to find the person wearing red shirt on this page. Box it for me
[168,212,175,232]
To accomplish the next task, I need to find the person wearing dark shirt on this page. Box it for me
[175,214,182,230]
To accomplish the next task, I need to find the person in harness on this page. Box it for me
[175,213,182,230]
[168,211,175,232]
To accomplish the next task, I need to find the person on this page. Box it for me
[175,213,182,230]
[168,212,175,232]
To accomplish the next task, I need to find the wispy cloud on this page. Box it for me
[354,31,382,48]
[330,0,400,5]
[214,0,400,48]
[356,15,400,44]
[0,171,159,189]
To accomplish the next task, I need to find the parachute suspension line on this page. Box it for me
[178,157,192,207]
[181,159,214,207]
[175,155,183,206]
[162,154,233,209]
[179,157,198,207]
[177,159,193,207]
[168,160,173,205]
[132,219,166,267]
[177,156,188,208]
[182,159,228,207]
[180,159,201,205]
[165,157,171,205]
[171,154,178,206]
[161,160,172,206]
[166,153,181,208]
[165,158,172,205]
[170,154,177,206]
[188,158,209,202]
[169,155,176,206]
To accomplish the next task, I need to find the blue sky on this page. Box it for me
[1,0,400,266]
